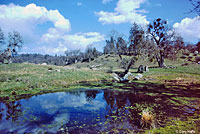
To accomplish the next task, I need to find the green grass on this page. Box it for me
[0,63,110,101]
[1,54,200,102]
[144,115,200,134]
[1,56,200,133]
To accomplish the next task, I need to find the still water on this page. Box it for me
[0,89,145,133]
[0,88,195,133]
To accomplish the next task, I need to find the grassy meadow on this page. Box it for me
[0,54,200,133]
[0,63,110,101]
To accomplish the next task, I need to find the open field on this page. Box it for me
[0,63,110,101]
[0,55,200,133]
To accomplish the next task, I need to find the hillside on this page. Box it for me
[69,53,199,72]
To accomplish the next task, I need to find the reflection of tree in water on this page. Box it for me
[0,101,22,122]
[0,106,3,121]
[103,90,142,132]
[85,90,100,102]
[68,90,100,102]
[102,89,188,132]
[67,90,82,96]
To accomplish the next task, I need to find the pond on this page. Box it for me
[0,89,199,133]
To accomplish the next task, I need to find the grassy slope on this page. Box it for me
[1,54,200,100]
[0,63,110,100]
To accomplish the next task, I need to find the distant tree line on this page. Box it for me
[12,45,103,66]
[64,45,102,65]
[12,54,67,66]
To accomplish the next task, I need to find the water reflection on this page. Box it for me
[0,89,194,133]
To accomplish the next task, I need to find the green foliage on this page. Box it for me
[144,116,200,134]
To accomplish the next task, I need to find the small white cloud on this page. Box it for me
[77,2,82,6]
[95,0,149,25]
[102,0,113,4]
[173,16,200,42]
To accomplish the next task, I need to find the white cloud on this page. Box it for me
[0,3,105,54]
[62,32,105,50]
[173,16,200,42]
[37,42,68,54]
[38,32,105,54]
[95,0,149,25]
[77,2,82,6]
[0,3,71,31]
[0,3,72,54]
[102,0,113,4]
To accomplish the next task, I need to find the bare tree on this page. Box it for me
[0,28,5,51]
[65,49,81,63]
[0,30,23,64]
[0,28,5,62]
[147,18,176,67]
[189,0,200,16]
[8,31,23,55]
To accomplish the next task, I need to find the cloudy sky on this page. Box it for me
[0,0,199,55]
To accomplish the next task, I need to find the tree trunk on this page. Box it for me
[119,54,122,60]
[123,57,136,76]
[158,55,165,67]
[156,51,166,68]
[8,57,12,64]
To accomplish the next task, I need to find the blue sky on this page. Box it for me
[0,0,199,55]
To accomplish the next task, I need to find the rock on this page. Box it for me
[138,65,149,73]
[16,78,22,82]
[123,72,133,81]
[144,65,149,72]
[41,63,47,65]
[138,65,144,73]
[55,69,61,72]
[48,67,53,70]
[90,64,102,69]
[134,73,143,80]
[112,73,121,82]
[112,72,133,82]
[194,51,198,55]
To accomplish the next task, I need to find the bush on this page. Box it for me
[180,55,187,59]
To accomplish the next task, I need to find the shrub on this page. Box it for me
[180,55,187,59]
[141,110,155,128]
